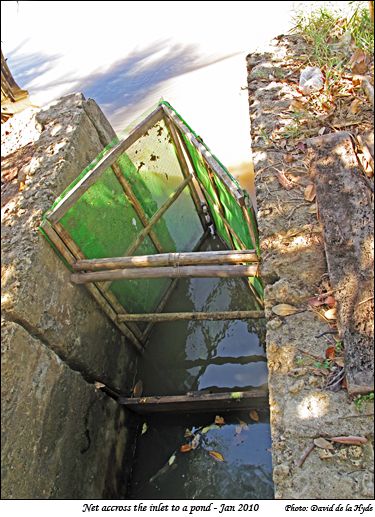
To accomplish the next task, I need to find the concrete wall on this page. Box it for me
[1,94,138,498]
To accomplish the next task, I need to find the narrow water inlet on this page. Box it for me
[125,237,273,499]
[18,99,273,499]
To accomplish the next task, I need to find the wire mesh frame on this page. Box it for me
[40,105,207,350]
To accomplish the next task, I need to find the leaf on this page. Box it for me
[191,434,201,450]
[283,153,295,163]
[272,304,300,316]
[209,450,225,462]
[214,415,225,425]
[334,357,345,368]
[180,444,192,453]
[133,379,143,398]
[168,454,176,466]
[94,381,105,390]
[330,436,368,445]
[235,420,249,435]
[201,424,220,434]
[304,183,316,202]
[349,98,361,115]
[324,308,337,320]
[325,296,336,308]
[230,392,243,400]
[308,297,326,308]
[350,48,368,75]
[325,347,336,360]
[249,410,259,422]
[276,170,295,190]
[314,437,334,450]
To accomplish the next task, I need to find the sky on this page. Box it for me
[1,1,352,194]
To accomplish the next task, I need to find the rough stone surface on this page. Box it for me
[309,132,374,395]
[247,35,374,499]
[1,93,137,391]
[1,94,139,498]
[1,320,136,499]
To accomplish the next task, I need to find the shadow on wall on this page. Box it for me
[7,39,240,129]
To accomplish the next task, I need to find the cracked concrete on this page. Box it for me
[1,94,138,498]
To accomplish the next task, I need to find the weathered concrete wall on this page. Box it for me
[247,36,374,499]
[1,94,138,498]
[1,320,134,499]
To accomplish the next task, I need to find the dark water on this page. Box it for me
[127,236,273,499]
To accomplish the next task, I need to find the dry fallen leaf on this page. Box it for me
[191,434,201,450]
[180,444,193,453]
[141,423,148,435]
[214,415,225,426]
[209,450,225,462]
[201,424,220,434]
[350,48,368,75]
[249,410,260,422]
[324,308,337,320]
[272,304,300,316]
[330,436,368,445]
[334,357,345,368]
[133,380,143,398]
[283,153,295,163]
[308,297,326,308]
[94,381,106,390]
[276,170,295,190]
[349,98,361,115]
[314,437,334,450]
[325,346,336,360]
[325,296,336,308]
[304,183,316,202]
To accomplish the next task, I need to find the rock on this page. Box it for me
[289,379,305,394]
[273,463,290,481]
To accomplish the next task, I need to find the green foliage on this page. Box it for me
[314,359,331,370]
[354,392,374,411]
[292,2,374,64]
[347,1,374,54]
[335,340,344,353]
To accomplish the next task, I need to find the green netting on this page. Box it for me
[41,99,263,324]
[159,101,263,300]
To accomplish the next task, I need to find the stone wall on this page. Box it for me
[1,94,138,498]
[247,36,373,499]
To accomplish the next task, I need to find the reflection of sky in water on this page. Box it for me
[138,238,267,395]
[194,361,268,390]
[129,412,273,500]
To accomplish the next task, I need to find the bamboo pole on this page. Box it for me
[162,113,207,228]
[41,221,144,352]
[119,389,269,414]
[111,162,164,252]
[73,250,259,271]
[161,104,244,201]
[53,222,144,343]
[118,310,265,322]
[71,264,259,284]
[125,175,193,256]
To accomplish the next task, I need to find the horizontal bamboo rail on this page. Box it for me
[71,264,259,284]
[119,389,269,414]
[73,250,259,271]
[117,310,265,322]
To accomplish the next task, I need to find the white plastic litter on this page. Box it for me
[299,66,324,95]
